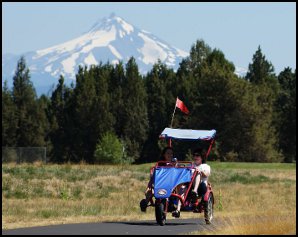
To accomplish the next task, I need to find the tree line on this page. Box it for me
[2,40,296,163]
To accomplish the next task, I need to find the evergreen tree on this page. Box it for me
[122,57,149,161]
[245,46,275,84]
[109,62,125,137]
[178,39,212,78]
[37,94,51,154]
[245,47,281,162]
[12,56,44,146]
[60,80,75,162]
[34,94,50,147]
[143,61,176,162]
[175,40,212,130]
[71,66,97,162]
[188,48,240,160]
[2,81,17,146]
[69,64,114,163]
[47,75,69,162]
[92,63,115,156]
[276,67,296,162]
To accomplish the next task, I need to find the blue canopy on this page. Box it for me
[160,128,216,141]
[153,167,192,198]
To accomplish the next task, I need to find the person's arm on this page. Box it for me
[145,167,155,191]
[146,176,153,190]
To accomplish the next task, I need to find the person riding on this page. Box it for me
[191,148,211,200]
[172,147,211,218]
[140,146,175,212]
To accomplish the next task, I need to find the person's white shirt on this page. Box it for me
[193,163,211,184]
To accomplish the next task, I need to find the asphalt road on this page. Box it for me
[2,218,218,235]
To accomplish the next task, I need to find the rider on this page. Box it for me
[140,146,175,212]
[191,147,211,203]
[172,147,211,218]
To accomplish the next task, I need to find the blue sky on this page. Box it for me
[2,2,296,73]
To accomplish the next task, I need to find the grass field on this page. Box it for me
[2,161,296,234]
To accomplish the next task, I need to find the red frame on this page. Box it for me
[170,169,199,207]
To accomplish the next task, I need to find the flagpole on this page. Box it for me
[170,97,178,128]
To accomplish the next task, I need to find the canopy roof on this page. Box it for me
[160,128,216,141]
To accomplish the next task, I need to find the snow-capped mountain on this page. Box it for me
[2,13,188,95]
[2,13,247,95]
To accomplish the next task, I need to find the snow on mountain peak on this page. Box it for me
[88,13,134,36]
[3,13,190,95]
[32,13,188,77]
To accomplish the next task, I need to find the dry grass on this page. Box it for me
[187,214,296,235]
[185,162,296,235]
[2,162,153,229]
[2,162,296,234]
[223,215,296,235]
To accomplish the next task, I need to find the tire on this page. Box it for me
[155,199,166,226]
[140,199,148,212]
[204,193,213,224]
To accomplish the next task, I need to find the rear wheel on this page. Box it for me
[155,199,166,226]
[204,193,213,224]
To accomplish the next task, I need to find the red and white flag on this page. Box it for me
[176,97,189,114]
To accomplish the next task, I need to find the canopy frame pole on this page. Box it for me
[205,139,215,160]
[168,138,172,147]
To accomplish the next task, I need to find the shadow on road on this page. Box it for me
[103,221,198,226]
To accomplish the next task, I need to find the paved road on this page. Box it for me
[2,218,218,235]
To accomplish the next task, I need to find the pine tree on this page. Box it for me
[245,46,275,84]
[189,48,241,160]
[245,47,281,162]
[72,66,97,162]
[175,40,213,130]
[34,94,49,147]
[92,63,114,157]
[37,94,51,152]
[109,62,125,137]
[122,57,149,161]
[47,75,69,162]
[12,56,44,147]
[2,81,17,146]
[68,64,114,163]
[276,67,296,162]
[143,61,175,162]
[178,39,211,79]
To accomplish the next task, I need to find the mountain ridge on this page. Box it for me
[2,13,247,95]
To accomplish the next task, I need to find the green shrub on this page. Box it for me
[94,132,127,164]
